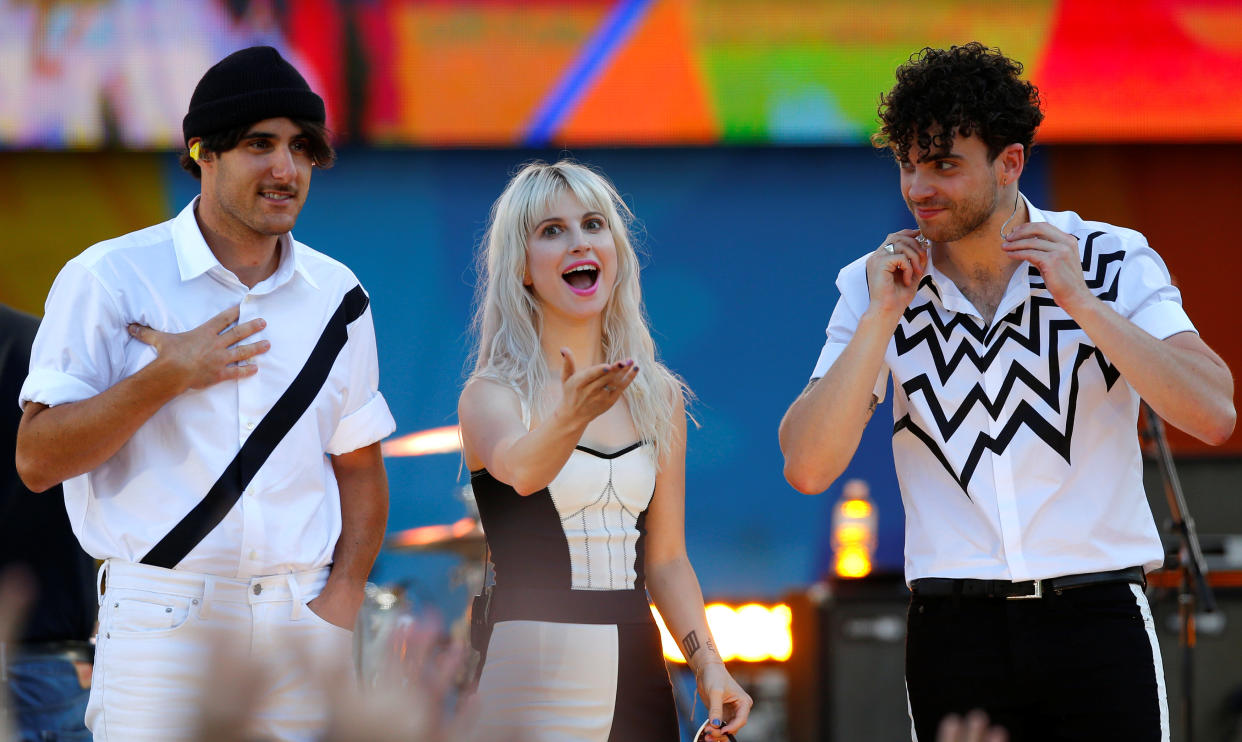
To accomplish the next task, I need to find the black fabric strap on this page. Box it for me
[141,285,369,569]
[490,586,652,625]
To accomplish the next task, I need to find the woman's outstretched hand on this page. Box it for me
[555,348,638,426]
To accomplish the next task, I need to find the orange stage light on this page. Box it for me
[381,425,461,457]
[652,602,793,664]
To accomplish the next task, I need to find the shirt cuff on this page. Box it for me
[1129,300,1196,341]
[325,391,397,455]
[18,370,103,410]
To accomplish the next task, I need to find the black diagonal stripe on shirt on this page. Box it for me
[141,285,369,570]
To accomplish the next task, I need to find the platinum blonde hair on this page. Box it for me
[469,160,687,467]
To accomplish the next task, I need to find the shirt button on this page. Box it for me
[243,295,253,303]
[253,584,263,595]
[249,550,258,561]
[246,421,255,430]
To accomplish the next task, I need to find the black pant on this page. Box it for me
[905,582,1167,741]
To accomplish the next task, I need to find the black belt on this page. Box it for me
[910,566,1146,600]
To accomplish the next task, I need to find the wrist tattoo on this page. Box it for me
[682,630,701,659]
[706,638,718,656]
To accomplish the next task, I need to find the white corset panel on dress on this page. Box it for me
[546,443,656,591]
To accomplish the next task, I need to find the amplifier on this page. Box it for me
[1147,568,1242,742]
[787,576,911,742]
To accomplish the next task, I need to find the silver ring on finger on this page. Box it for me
[882,243,896,255]
[604,385,614,392]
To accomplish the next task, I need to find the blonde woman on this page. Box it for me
[458,161,751,741]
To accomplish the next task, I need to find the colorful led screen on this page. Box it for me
[3,0,1241,149]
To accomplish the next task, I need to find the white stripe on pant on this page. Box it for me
[1131,583,1171,742]
[87,560,354,742]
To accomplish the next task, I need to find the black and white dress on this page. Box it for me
[471,440,680,741]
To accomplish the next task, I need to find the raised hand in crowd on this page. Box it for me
[190,616,485,742]
[319,618,477,742]
[936,710,1009,742]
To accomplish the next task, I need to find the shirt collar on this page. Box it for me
[172,198,220,282]
[171,197,319,291]
[1022,192,1046,225]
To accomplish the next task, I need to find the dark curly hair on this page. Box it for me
[178,118,335,179]
[873,42,1044,163]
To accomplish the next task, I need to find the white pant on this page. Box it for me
[86,560,354,742]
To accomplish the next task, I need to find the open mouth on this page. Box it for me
[561,261,600,294]
[261,190,296,203]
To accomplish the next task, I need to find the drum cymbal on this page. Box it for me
[386,517,484,557]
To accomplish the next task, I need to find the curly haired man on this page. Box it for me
[780,42,1234,740]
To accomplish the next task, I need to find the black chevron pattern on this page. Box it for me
[893,231,1124,495]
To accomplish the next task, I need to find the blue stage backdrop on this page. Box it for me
[167,146,1049,612]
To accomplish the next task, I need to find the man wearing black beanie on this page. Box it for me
[17,46,394,742]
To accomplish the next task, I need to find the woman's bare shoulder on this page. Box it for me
[459,376,523,417]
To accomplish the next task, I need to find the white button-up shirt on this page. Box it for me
[811,196,1194,582]
[20,198,396,578]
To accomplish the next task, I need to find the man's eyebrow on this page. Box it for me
[242,131,276,140]
[915,150,963,164]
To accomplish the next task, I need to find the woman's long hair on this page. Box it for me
[468,160,687,467]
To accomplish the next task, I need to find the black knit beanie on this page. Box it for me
[182,46,325,145]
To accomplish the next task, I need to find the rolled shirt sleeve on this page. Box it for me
[19,261,126,409]
[324,301,396,455]
[809,257,889,402]
[1116,242,1196,340]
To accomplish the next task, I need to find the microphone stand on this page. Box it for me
[1140,403,1216,742]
